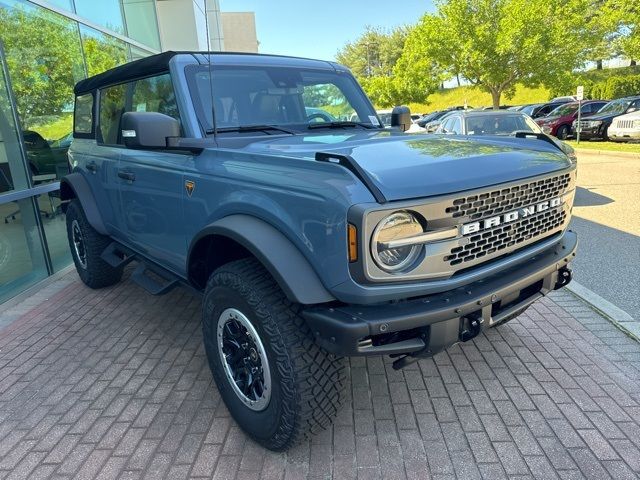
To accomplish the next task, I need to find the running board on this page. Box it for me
[100,242,135,269]
[131,263,180,295]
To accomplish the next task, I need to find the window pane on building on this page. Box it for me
[80,25,128,77]
[74,0,125,35]
[122,0,160,50]
[0,0,84,185]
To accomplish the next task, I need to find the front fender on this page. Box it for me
[188,215,335,305]
[60,173,108,235]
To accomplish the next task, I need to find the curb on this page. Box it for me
[574,148,640,159]
[566,281,640,342]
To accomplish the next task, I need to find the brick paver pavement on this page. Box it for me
[1,270,639,479]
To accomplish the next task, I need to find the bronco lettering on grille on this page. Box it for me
[461,197,563,235]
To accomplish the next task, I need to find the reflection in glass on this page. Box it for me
[36,191,70,272]
[122,0,160,50]
[80,25,129,77]
[74,0,125,35]
[130,45,152,61]
[0,42,28,194]
[0,0,84,184]
[0,197,49,303]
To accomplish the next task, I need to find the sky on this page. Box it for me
[218,0,435,61]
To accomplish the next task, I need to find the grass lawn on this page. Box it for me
[565,140,640,154]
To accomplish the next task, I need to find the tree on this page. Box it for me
[336,26,409,79]
[336,26,425,107]
[603,0,640,65]
[397,0,591,109]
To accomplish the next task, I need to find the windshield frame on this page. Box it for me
[184,64,382,136]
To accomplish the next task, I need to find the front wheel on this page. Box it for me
[202,258,347,451]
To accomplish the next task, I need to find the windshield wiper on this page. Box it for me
[207,124,296,135]
[308,121,379,130]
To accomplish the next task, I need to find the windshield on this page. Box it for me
[597,99,632,116]
[186,65,380,133]
[549,103,578,117]
[520,104,541,116]
[465,114,542,135]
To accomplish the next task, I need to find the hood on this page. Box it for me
[583,111,621,122]
[242,131,572,201]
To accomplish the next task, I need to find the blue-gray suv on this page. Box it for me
[61,51,578,450]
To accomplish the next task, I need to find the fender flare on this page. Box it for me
[188,215,335,305]
[59,173,108,235]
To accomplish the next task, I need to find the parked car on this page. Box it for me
[416,110,450,129]
[523,100,573,119]
[62,51,577,451]
[550,95,577,102]
[535,100,608,139]
[435,110,545,136]
[608,110,640,142]
[574,95,640,140]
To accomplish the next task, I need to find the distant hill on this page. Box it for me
[406,65,640,114]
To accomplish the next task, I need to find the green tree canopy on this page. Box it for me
[397,0,591,109]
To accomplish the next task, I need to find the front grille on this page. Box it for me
[444,208,566,266]
[614,120,634,129]
[445,173,571,220]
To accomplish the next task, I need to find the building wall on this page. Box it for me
[221,12,258,53]
[156,0,224,51]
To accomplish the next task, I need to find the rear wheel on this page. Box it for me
[202,258,347,451]
[65,199,123,288]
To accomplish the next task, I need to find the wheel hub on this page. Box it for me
[217,308,271,411]
[71,219,87,269]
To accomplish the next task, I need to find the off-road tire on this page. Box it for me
[65,199,123,288]
[202,258,347,451]
[556,125,569,140]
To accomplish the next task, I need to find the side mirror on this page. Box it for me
[121,111,180,149]
[391,105,411,132]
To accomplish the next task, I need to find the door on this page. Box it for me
[116,74,188,274]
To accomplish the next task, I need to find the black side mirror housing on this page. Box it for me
[121,111,180,149]
[391,105,412,132]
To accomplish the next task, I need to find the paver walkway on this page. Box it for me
[1,270,639,479]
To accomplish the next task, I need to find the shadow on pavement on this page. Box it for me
[574,186,614,207]
[569,215,640,318]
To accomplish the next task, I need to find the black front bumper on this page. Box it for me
[302,230,577,359]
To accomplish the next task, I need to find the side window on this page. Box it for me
[440,118,453,133]
[450,117,462,134]
[131,74,180,125]
[98,83,127,145]
[98,74,180,146]
[74,93,94,136]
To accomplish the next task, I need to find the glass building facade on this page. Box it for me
[0,0,159,303]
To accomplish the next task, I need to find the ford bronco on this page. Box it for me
[61,51,577,450]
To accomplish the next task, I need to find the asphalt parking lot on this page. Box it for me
[1,269,640,479]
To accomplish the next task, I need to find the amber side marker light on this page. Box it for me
[348,224,358,262]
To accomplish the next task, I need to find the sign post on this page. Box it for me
[576,86,584,144]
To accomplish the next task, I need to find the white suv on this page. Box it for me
[609,111,640,142]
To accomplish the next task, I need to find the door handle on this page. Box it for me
[86,161,97,173]
[118,170,136,182]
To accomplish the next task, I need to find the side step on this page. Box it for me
[131,263,180,296]
[100,243,135,269]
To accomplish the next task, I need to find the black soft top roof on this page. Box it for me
[74,50,340,95]
[74,51,181,95]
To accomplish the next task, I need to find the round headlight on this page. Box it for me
[371,211,424,272]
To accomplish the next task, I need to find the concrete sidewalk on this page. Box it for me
[1,271,639,479]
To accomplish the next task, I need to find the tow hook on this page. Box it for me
[459,313,483,342]
[555,266,572,289]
